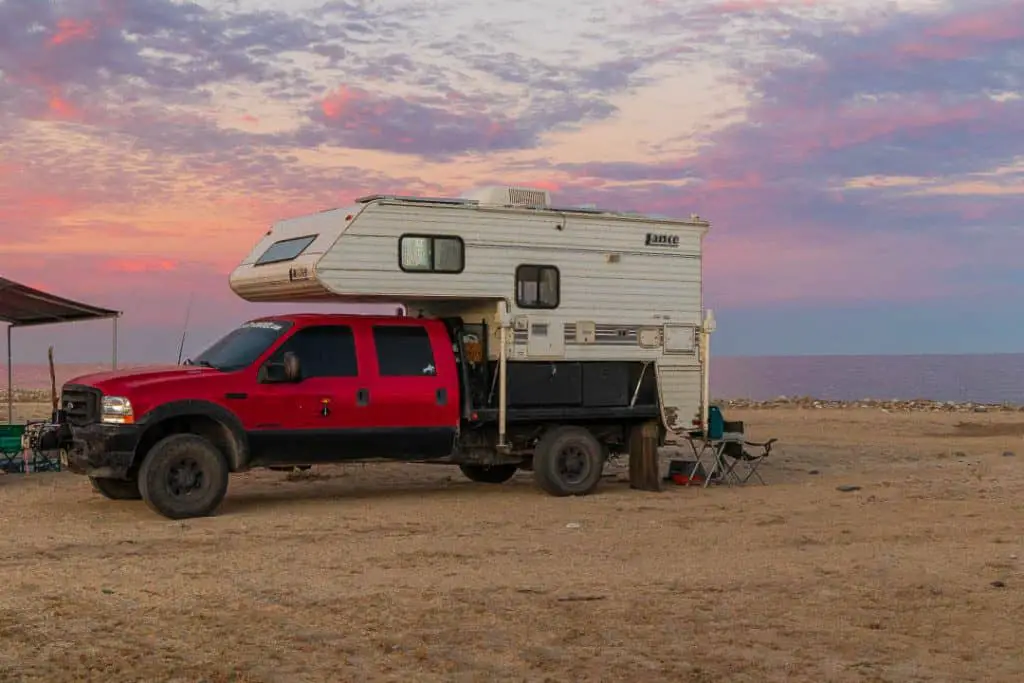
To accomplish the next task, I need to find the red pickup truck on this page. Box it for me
[38,313,663,519]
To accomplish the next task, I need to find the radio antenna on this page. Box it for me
[176,292,194,365]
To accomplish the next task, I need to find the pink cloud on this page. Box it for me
[715,96,1008,168]
[46,90,84,121]
[102,258,180,274]
[320,86,367,120]
[2,14,101,125]
[702,171,764,192]
[890,1,1024,62]
[708,0,817,14]
[892,41,974,61]
[320,86,396,132]
[313,85,529,156]
[927,2,1024,41]
[0,189,90,242]
[47,18,97,47]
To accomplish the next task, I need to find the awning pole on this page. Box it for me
[112,316,118,370]
[6,325,12,425]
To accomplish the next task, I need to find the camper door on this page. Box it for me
[513,264,565,359]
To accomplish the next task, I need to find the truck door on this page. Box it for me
[246,323,368,465]
[358,321,459,460]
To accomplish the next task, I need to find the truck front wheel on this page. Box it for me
[459,463,518,484]
[138,433,229,520]
[89,476,142,500]
[532,425,605,497]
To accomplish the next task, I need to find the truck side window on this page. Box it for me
[515,264,559,309]
[372,325,437,376]
[270,325,358,377]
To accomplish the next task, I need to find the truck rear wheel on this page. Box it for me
[138,433,229,520]
[89,476,142,500]
[459,463,518,484]
[532,425,605,497]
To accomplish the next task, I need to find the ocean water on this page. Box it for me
[710,354,1024,404]
[3,354,1024,404]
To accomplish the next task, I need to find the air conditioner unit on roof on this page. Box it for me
[460,185,551,207]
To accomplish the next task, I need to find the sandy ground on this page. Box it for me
[2,407,1024,682]
[3,402,51,424]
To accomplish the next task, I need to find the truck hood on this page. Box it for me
[67,364,221,395]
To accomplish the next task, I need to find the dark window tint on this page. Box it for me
[515,264,560,309]
[191,320,293,372]
[270,325,358,378]
[399,235,464,273]
[373,326,436,376]
[255,234,317,266]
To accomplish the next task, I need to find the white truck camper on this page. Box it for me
[229,185,715,450]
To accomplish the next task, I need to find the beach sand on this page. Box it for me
[2,402,51,424]
[2,406,1023,682]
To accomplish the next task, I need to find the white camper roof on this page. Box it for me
[353,185,710,227]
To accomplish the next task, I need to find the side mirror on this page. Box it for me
[259,352,302,383]
[283,351,301,382]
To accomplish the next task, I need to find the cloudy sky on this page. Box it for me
[1,0,1022,362]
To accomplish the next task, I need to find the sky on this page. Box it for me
[1,0,1022,364]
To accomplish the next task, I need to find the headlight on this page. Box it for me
[101,396,134,424]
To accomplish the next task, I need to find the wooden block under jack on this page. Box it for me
[629,420,662,492]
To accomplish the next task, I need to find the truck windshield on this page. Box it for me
[188,320,294,372]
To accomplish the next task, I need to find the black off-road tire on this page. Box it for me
[138,433,230,520]
[89,476,142,500]
[459,463,518,484]
[532,425,606,497]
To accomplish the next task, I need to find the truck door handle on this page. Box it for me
[436,388,447,406]
[356,388,370,406]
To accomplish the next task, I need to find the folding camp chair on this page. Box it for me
[683,429,745,487]
[682,404,779,486]
[718,438,778,485]
[0,424,26,474]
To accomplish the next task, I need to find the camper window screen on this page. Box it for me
[255,234,317,266]
[516,264,559,309]
[399,235,464,273]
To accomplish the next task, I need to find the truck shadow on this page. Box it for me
[219,473,553,515]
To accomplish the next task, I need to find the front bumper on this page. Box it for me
[35,421,142,479]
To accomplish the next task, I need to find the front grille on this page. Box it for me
[61,384,101,425]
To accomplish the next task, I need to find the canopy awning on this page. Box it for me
[2,276,121,423]
[0,277,120,328]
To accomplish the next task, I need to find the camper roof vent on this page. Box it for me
[460,185,551,208]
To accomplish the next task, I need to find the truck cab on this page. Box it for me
[41,313,635,519]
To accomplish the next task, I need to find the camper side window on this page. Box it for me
[399,235,464,273]
[515,264,560,309]
[255,234,317,266]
